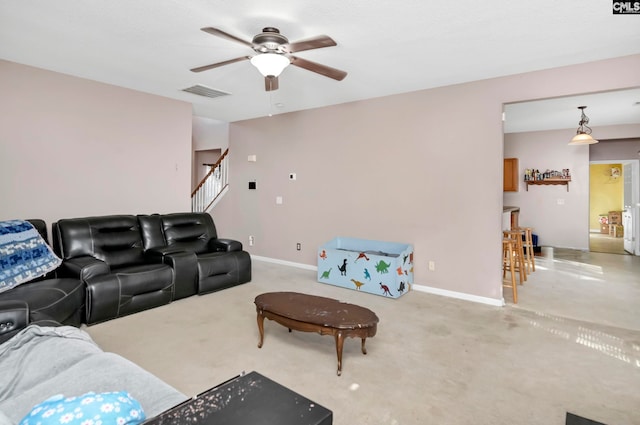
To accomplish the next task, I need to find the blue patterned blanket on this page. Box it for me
[0,220,61,294]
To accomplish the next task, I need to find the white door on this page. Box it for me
[623,162,638,254]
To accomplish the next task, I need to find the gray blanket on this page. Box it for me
[0,325,101,400]
[0,325,186,423]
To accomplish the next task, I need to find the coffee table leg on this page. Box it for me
[361,338,367,355]
[257,309,265,348]
[335,331,344,376]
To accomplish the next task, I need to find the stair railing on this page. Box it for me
[191,148,229,212]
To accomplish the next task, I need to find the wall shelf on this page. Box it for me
[525,179,571,191]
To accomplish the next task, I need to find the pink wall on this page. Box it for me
[192,116,228,151]
[3,54,636,303]
[0,60,193,229]
[214,54,640,303]
[191,116,228,191]
[590,134,640,161]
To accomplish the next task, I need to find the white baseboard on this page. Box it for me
[411,284,504,306]
[252,255,504,306]
[252,255,317,271]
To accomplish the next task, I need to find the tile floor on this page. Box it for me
[504,245,639,331]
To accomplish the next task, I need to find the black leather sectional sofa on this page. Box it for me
[0,213,251,338]
[0,219,85,343]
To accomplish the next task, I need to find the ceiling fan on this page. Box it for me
[190,27,347,91]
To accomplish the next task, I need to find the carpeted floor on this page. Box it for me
[85,258,640,425]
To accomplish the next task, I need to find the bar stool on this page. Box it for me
[516,226,535,273]
[502,239,518,303]
[503,230,527,284]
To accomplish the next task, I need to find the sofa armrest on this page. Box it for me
[209,238,243,252]
[144,246,186,258]
[145,249,198,300]
[0,300,29,342]
[58,256,110,281]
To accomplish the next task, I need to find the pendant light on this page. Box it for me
[568,106,599,145]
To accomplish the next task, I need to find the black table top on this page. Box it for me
[144,371,332,425]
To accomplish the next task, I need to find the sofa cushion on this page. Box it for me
[111,264,173,294]
[197,251,252,294]
[4,353,185,422]
[0,326,187,423]
[197,252,236,278]
[85,264,174,325]
[0,220,61,294]
[0,326,103,403]
[0,410,11,425]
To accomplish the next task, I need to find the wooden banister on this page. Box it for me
[192,148,229,197]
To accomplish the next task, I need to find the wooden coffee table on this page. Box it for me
[254,292,379,376]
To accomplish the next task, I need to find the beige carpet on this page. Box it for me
[85,259,640,425]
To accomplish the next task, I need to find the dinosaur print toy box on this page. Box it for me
[317,237,413,298]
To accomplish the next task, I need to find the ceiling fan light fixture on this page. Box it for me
[250,53,290,77]
[568,106,599,145]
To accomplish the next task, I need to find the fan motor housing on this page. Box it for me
[253,27,289,52]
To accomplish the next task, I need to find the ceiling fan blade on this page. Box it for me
[265,76,279,91]
[200,27,255,49]
[285,35,337,53]
[190,56,250,73]
[289,56,347,81]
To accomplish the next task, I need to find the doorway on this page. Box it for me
[589,159,639,255]
[588,161,626,254]
[192,149,222,191]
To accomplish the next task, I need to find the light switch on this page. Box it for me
[248,155,257,162]
[276,196,283,205]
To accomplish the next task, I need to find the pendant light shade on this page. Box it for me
[250,53,290,77]
[569,133,598,145]
[568,106,599,145]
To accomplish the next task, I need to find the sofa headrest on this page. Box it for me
[159,213,218,254]
[55,215,145,267]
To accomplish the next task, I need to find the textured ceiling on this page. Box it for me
[1,0,639,128]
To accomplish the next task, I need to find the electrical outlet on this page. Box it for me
[296,243,301,251]
[428,261,435,271]
[249,235,254,246]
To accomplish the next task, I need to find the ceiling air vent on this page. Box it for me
[182,84,230,99]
